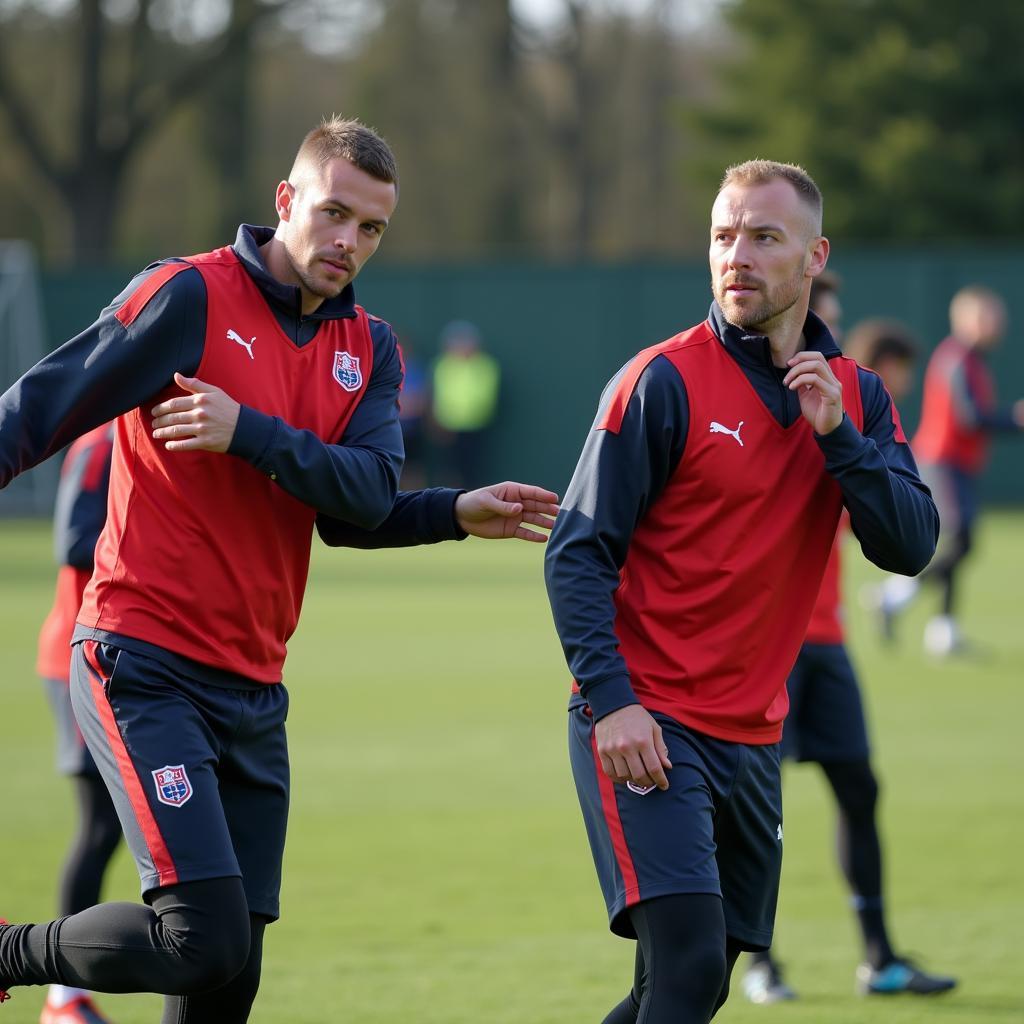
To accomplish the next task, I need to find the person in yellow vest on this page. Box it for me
[432,320,500,487]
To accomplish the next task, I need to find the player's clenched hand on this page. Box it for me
[454,481,560,542]
[151,373,241,453]
[595,704,672,791]
[784,351,843,435]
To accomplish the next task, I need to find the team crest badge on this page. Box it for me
[152,765,193,808]
[333,351,363,392]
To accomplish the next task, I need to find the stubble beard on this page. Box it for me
[714,274,804,333]
[286,242,350,302]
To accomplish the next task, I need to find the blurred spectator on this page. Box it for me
[743,301,956,1004]
[397,337,430,489]
[843,319,919,405]
[808,269,843,342]
[431,320,500,488]
[871,285,1024,655]
[36,423,123,1024]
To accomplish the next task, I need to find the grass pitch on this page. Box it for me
[1,511,1022,1023]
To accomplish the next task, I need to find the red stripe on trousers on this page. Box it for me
[591,731,641,905]
[82,641,179,885]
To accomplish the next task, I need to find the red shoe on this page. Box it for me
[39,995,114,1024]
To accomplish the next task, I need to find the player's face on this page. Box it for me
[275,157,397,314]
[710,180,827,334]
[973,299,1007,351]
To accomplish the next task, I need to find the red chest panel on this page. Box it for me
[80,247,375,681]
[609,322,863,743]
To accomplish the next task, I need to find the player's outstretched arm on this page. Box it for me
[455,481,559,543]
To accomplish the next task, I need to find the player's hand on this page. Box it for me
[151,373,241,453]
[784,351,843,435]
[594,704,672,791]
[454,481,560,542]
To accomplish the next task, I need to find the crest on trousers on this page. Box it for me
[333,351,363,392]
[152,765,193,808]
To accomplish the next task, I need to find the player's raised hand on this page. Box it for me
[594,704,672,791]
[151,373,241,453]
[784,351,844,435]
[454,481,559,542]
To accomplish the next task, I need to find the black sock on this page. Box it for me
[822,761,896,968]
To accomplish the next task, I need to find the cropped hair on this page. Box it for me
[292,116,399,195]
[719,159,822,232]
[950,283,1004,321]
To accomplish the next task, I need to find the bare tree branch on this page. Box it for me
[76,0,103,167]
[120,0,292,154]
[0,45,62,188]
[125,0,158,112]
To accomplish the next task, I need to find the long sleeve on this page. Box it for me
[817,368,939,576]
[948,357,1021,432]
[315,487,466,548]
[0,265,205,487]
[227,317,404,526]
[54,428,114,570]
[544,356,689,720]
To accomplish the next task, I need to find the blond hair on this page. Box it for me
[719,159,822,234]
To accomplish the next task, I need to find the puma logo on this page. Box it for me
[709,420,744,446]
[227,329,255,360]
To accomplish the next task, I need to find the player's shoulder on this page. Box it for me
[849,361,890,407]
[360,308,400,350]
[611,324,709,393]
[106,258,206,330]
[597,338,694,435]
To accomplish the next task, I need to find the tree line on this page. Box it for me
[0,0,1020,266]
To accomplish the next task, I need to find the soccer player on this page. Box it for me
[0,116,558,1021]
[36,423,123,1024]
[871,285,1024,655]
[544,160,938,1024]
[742,315,956,1004]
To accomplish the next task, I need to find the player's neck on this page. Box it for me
[766,321,807,368]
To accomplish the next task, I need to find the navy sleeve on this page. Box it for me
[544,355,689,720]
[227,317,404,527]
[0,264,205,487]
[315,487,467,548]
[816,368,939,576]
[53,439,113,570]
[949,359,1021,432]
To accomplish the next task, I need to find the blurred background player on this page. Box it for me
[35,423,122,1024]
[742,291,957,1003]
[431,319,500,488]
[395,335,431,489]
[869,285,1024,655]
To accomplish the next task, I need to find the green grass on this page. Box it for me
[1,511,1022,1023]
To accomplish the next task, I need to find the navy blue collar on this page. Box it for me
[707,300,841,369]
[231,224,358,322]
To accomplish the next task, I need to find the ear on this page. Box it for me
[806,235,830,278]
[275,181,295,223]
